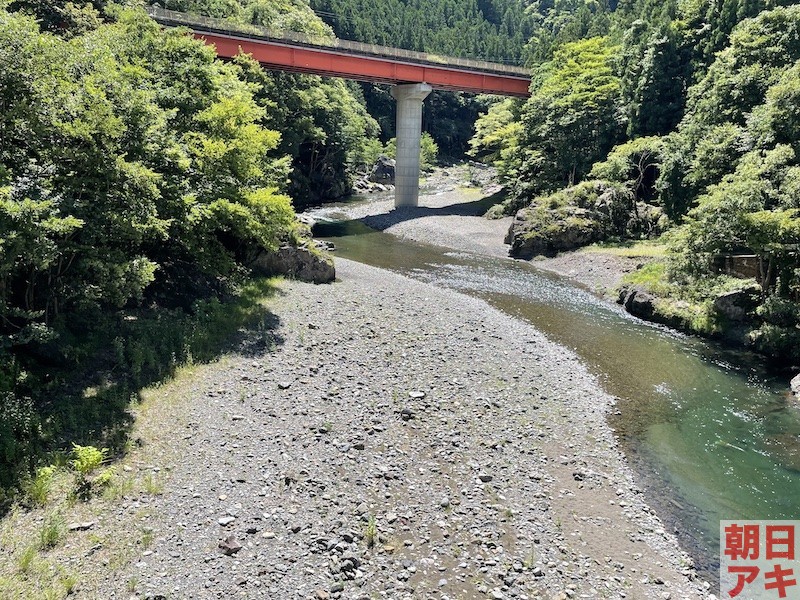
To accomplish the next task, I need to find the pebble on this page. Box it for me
[97,248,707,600]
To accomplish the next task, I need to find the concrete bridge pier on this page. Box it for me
[391,83,432,208]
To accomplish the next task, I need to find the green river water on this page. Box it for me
[311,202,800,578]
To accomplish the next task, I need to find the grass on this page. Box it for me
[142,474,165,496]
[140,528,154,549]
[623,261,673,296]
[39,513,66,550]
[364,515,377,549]
[17,545,37,574]
[581,239,669,258]
[23,467,57,508]
[60,572,78,595]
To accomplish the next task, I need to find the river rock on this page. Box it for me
[712,286,760,322]
[369,155,396,184]
[253,243,335,284]
[618,286,656,320]
[791,373,800,398]
[219,535,242,555]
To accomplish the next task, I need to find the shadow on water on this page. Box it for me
[315,216,800,583]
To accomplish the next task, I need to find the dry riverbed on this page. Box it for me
[1,169,709,599]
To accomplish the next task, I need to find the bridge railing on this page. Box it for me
[147,6,531,78]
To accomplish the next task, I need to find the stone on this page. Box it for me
[252,243,335,284]
[408,391,426,399]
[218,516,236,526]
[330,581,345,593]
[68,521,95,531]
[219,535,242,556]
[713,286,759,322]
[368,155,396,185]
[478,472,493,483]
[400,408,414,421]
[618,286,656,321]
[792,373,800,398]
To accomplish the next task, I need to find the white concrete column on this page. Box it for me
[390,83,432,208]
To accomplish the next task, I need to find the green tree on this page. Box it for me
[514,37,624,199]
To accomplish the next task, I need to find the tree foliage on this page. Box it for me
[0,4,304,488]
[515,37,624,198]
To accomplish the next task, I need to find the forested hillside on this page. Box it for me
[0,0,383,501]
[471,0,800,362]
[307,0,536,156]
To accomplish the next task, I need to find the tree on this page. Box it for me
[514,37,624,199]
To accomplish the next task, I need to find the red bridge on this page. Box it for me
[149,7,532,206]
[148,7,532,97]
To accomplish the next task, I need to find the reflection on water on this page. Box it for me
[314,216,799,578]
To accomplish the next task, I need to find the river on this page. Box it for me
[309,195,800,580]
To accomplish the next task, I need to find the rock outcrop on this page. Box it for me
[368,155,396,184]
[505,181,667,259]
[713,285,761,322]
[506,206,602,258]
[253,242,335,283]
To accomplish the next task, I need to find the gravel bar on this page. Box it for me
[105,258,711,600]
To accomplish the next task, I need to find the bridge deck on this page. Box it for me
[148,7,532,97]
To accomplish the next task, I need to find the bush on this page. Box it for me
[383,132,439,171]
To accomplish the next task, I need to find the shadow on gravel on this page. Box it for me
[1,278,286,508]
[360,188,507,231]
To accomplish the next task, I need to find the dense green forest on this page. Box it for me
[469,0,800,362]
[307,0,538,155]
[0,0,387,500]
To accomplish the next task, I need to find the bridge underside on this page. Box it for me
[194,32,531,97]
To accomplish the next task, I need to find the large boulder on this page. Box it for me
[368,155,396,184]
[506,205,602,258]
[618,285,657,320]
[713,286,761,322]
[253,241,335,283]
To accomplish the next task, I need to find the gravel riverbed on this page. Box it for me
[102,253,710,600]
[91,170,717,599]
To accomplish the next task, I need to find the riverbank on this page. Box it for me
[0,258,703,599]
[329,165,643,298]
[0,169,712,599]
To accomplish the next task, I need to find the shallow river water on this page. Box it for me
[312,204,800,578]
